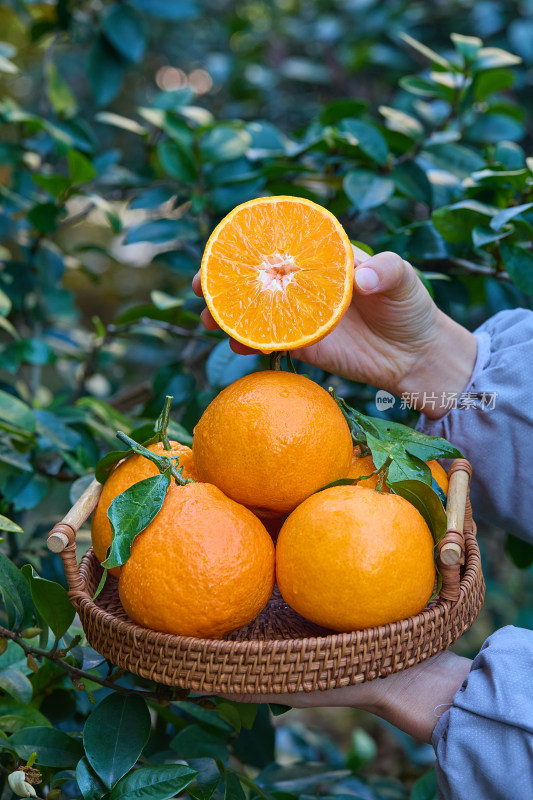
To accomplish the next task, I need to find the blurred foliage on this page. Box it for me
[1,0,533,797]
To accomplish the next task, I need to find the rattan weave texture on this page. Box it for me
[54,461,484,694]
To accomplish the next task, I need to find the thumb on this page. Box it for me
[353,251,421,300]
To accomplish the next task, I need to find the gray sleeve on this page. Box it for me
[432,626,533,800]
[416,308,533,542]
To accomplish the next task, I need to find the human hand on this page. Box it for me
[211,650,472,744]
[192,246,477,419]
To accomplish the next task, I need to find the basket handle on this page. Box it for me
[438,458,472,602]
[47,478,103,596]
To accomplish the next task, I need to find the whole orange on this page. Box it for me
[276,485,436,632]
[118,481,275,638]
[346,446,381,490]
[91,441,197,577]
[192,371,353,515]
[347,448,448,495]
[427,460,449,494]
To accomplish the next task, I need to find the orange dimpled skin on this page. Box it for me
[201,196,354,352]
[91,441,197,577]
[118,482,276,638]
[276,485,436,632]
[192,371,353,515]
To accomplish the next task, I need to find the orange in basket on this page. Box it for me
[192,370,353,515]
[91,441,197,577]
[276,484,436,632]
[118,481,275,639]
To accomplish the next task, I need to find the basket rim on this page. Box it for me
[74,529,481,655]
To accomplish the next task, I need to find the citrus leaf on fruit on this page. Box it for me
[391,480,447,545]
[366,432,432,486]
[331,389,462,461]
[103,468,171,569]
[95,448,130,484]
[83,693,151,788]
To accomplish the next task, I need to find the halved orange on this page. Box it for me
[200,196,354,352]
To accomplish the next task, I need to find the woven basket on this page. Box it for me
[47,458,484,694]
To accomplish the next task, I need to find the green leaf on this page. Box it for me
[344,170,394,211]
[32,173,72,198]
[424,143,485,178]
[392,160,432,205]
[467,114,524,144]
[95,449,130,484]
[125,218,192,245]
[400,33,453,70]
[399,75,451,100]
[76,757,109,800]
[103,4,146,63]
[410,768,438,800]
[0,669,33,703]
[474,68,514,101]
[379,105,424,138]
[432,200,496,243]
[171,725,229,762]
[128,0,198,20]
[172,701,232,732]
[10,726,84,767]
[472,226,512,248]
[451,33,482,62]
[84,694,151,788]
[0,553,34,630]
[110,764,198,800]
[0,54,18,74]
[0,699,51,733]
[337,119,389,165]
[35,410,82,452]
[200,126,251,164]
[0,515,23,533]
[0,389,35,433]
[0,443,32,473]
[0,287,12,318]
[158,139,197,182]
[103,469,171,569]
[88,38,126,107]
[366,432,432,485]
[505,533,533,570]
[223,772,246,800]
[96,111,147,136]
[27,575,75,639]
[490,202,533,231]
[500,243,533,297]
[391,480,447,545]
[67,150,97,185]
[28,202,62,233]
[474,47,521,71]
[45,62,76,117]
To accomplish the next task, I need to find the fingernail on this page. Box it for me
[355,267,379,293]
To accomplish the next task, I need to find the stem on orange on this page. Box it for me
[115,431,190,486]
[285,351,297,373]
[270,351,284,370]
[156,395,173,450]
[376,456,392,493]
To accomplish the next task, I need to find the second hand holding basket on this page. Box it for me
[47,458,484,694]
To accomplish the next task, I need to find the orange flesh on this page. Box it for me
[201,196,354,351]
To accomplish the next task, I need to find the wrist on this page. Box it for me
[366,652,472,743]
[395,311,478,420]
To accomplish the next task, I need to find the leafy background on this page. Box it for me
[1,0,533,798]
